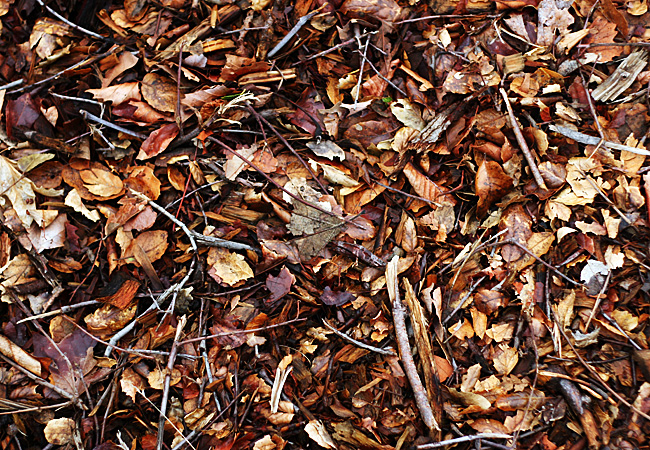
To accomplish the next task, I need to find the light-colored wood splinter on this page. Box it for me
[499,88,548,190]
[386,256,440,434]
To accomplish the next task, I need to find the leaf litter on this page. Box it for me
[1,0,650,449]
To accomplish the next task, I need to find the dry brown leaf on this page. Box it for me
[476,160,513,218]
[121,230,168,266]
[0,334,42,376]
[304,420,337,449]
[120,367,145,402]
[493,344,519,375]
[44,418,75,445]
[207,247,254,287]
[87,82,141,106]
[141,72,179,113]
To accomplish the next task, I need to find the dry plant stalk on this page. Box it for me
[402,278,443,434]
[499,88,547,190]
[386,256,440,434]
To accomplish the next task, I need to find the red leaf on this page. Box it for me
[137,122,179,160]
[320,286,355,306]
[266,266,295,303]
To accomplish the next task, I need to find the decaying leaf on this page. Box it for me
[207,247,254,287]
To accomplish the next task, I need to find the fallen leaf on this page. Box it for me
[137,122,179,160]
[141,73,179,113]
[0,334,41,376]
[87,82,141,106]
[121,230,168,266]
[476,160,514,217]
[266,267,295,303]
[207,247,254,287]
[44,418,75,445]
[305,420,337,449]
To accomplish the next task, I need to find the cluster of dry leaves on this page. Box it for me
[1,0,650,448]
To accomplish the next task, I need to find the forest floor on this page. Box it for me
[1,0,650,449]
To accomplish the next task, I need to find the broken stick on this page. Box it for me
[386,256,440,434]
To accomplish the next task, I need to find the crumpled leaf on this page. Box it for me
[537,0,574,46]
[476,160,513,218]
[207,247,254,287]
[141,73,179,113]
[0,155,60,229]
[305,420,337,449]
[266,267,295,303]
[65,189,100,222]
[0,334,42,376]
[44,418,76,445]
[121,230,168,266]
[87,82,141,106]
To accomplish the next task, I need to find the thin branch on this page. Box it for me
[354,34,371,104]
[180,317,305,345]
[550,124,650,156]
[553,316,650,422]
[80,110,149,140]
[386,256,440,433]
[0,354,84,409]
[0,79,24,91]
[483,238,583,286]
[395,14,500,24]
[291,31,376,66]
[353,49,406,96]
[267,7,324,59]
[246,104,328,194]
[416,433,512,449]
[322,319,396,356]
[17,300,99,324]
[156,315,187,450]
[499,88,547,190]
[36,0,107,41]
[207,136,351,223]
[585,270,611,329]
[9,47,119,95]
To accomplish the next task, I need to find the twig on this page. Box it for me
[176,43,184,137]
[156,315,187,450]
[553,315,650,422]
[208,136,351,223]
[0,79,24,91]
[9,47,119,95]
[601,312,642,351]
[130,190,197,323]
[267,7,323,59]
[577,169,635,227]
[322,319,396,356]
[499,88,547,190]
[354,34,371,104]
[246,104,328,194]
[80,110,149,140]
[550,124,650,156]
[0,354,84,409]
[577,42,650,47]
[0,400,71,416]
[353,50,406,96]
[585,270,611,329]
[170,392,244,450]
[133,188,258,252]
[416,433,512,449]
[291,32,376,66]
[395,14,500,24]
[180,317,305,345]
[36,0,107,41]
[484,238,582,286]
[386,256,440,433]
[17,300,99,324]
